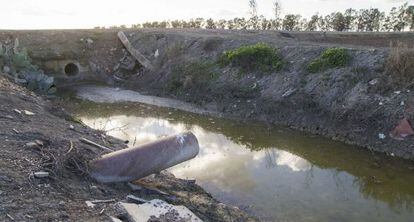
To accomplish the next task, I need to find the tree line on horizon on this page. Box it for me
[97,1,414,32]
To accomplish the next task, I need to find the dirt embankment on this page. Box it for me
[1,29,414,160]
[0,76,256,221]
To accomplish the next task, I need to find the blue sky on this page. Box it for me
[0,0,412,29]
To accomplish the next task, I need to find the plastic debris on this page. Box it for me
[378,133,386,139]
[33,171,49,178]
[115,200,202,222]
[390,118,414,140]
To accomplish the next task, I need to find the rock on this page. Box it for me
[390,118,414,140]
[368,79,378,85]
[33,171,49,178]
[119,55,136,71]
[154,49,159,58]
[110,217,123,222]
[23,110,35,116]
[86,38,94,44]
[3,66,10,73]
[26,142,39,148]
[115,200,202,222]
[282,88,296,98]
[69,124,75,130]
[34,140,44,146]
[85,201,96,208]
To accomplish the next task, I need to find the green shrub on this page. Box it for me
[307,48,351,73]
[12,48,36,71]
[307,59,325,73]
[219,43,283,74]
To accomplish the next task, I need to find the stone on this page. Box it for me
[282,88,296,97]
[110,217,123,222]
[115,200,202,222]
[23,110,35,116]
[86,38,94,44]
[368,79,378,85]
[85,201,96,208]
[26,142,39,148]
[3,66,10,73]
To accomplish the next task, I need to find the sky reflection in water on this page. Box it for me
[69,101,414,222]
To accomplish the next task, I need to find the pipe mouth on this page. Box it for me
[64,63,79,76]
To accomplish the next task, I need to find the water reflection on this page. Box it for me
[63,98,414,222]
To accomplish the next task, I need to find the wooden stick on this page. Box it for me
[90,199,116,204]
[80,138,114,152]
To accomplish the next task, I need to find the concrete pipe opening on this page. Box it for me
[64,63,79,76]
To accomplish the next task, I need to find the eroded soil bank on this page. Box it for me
[1,29,414,160]
[0,76,256,221]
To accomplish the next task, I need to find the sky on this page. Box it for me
[0,0,412,29]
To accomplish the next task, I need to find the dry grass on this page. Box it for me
[386,42,414,88]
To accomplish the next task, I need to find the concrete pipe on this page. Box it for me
[89,132,199,183]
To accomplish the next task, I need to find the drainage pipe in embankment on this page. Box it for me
[89,132,199,183]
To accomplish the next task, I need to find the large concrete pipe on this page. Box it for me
[89,132,199,183]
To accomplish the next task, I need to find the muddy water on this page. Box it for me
[62,86,414,222]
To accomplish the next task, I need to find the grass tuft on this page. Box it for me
[307,48,351,73]
[219,43,283,74]
[386,42,414,88]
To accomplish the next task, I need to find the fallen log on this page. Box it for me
[89,132,199,183]
[117,31,154,71]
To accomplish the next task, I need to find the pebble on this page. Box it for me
[26,142,38,148]
[85,201,96,208]
[368,79,378,85]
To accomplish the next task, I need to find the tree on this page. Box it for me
[216,19,227,29]
[206,18,216,29]
[306,14,319,31]
[408,5,414,31]
[273,0,282,20]
[189,18,204,28]
[282,14,301,31]
[249,0,259,29]
[344,8,356,31]
[331,12,346,31]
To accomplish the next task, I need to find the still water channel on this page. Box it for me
[62,86,414,222]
